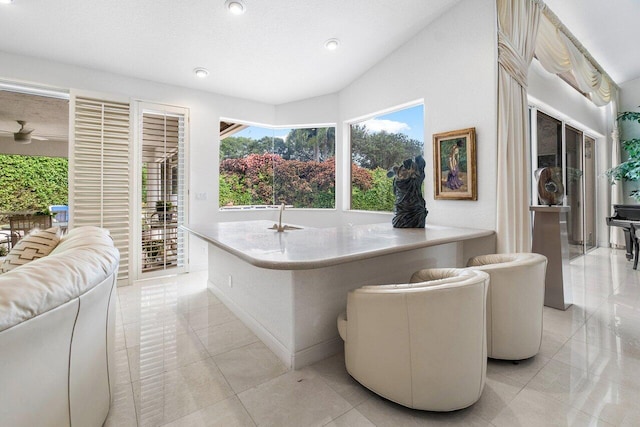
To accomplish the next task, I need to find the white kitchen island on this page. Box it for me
[183,220,495,369]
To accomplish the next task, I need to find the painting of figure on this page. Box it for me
[433,128,477,200]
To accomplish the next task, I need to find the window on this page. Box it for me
[219,123,335,208]
[350,104,424,211]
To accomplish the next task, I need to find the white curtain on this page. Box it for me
[534,12,613,106]
[496,0,541,253]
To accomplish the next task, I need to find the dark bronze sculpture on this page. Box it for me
[388,155,428,228]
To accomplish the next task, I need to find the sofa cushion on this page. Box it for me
[0,227,61,274]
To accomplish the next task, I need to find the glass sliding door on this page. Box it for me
[532,109,597,259]
[565,126,584,259]
[583,136,596,251]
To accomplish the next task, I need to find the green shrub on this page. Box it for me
[0,155,68,222]
[351,167,395,212]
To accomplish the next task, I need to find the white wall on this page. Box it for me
[338,0,498,230]
[620,77,640,111]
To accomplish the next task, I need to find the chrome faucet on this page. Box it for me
[269,203,301,232]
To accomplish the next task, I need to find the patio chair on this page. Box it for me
[9,214,53,247]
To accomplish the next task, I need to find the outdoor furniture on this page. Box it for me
[49,205,69,233]
[9,214,53,248]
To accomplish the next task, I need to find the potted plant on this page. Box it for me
[606,110,640,201]
[155,200,174,222]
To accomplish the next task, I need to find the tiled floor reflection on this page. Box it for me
[105,248,640,426]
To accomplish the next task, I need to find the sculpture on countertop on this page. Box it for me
[388,155,428,228]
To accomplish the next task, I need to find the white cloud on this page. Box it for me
[275,134,288,141]
[362,119,410,134]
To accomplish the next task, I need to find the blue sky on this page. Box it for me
[231,104,424,143]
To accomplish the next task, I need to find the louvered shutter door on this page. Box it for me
[70,95,131,283]
[139,107,187,275]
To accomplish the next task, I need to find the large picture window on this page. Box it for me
[350,104,424,211]
[219,122,335,208]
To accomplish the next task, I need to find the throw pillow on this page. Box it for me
[0,227,61,274]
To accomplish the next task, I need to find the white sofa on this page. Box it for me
[0,226,119,427]
[337,268,489,411]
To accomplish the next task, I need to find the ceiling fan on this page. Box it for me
[0,120,49,144]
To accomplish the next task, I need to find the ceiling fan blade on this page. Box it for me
[31,135,49,141]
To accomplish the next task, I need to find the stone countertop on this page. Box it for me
[182,220,494,270]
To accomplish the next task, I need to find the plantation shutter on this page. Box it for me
[70,94,131,284]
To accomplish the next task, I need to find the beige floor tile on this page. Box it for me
[127,331,210,382]
[133,358,234,426]
[466,372,524,423]
[161,396,256,427]
[104,383,138,427]
[355,394,492,426]
[491,388,611,426]
[553,338,640,388]
[309,352,375,407]
[177,289,222,314]
[123,313,191,349]
[526,358,640,426]
[324,408,374,427]
[115,322,127,351]
[114,348,132,385]
[238,368,352,427]
[572,308,640,362]
[213,341,288,393]
[486,355,550,386]
[184,303,237,332]
[543,305,589,340]
[539,329,569,359]
[195,319,259,357]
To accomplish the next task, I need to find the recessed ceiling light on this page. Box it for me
[324,38,340,51]
[225,0,246,15]
[193,67,210,78]
[0,0,15,5]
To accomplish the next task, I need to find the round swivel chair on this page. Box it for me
[465,253,547,360]
[337,268,489,411]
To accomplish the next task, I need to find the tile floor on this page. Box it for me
[105,248,640,426]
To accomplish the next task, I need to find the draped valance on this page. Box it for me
[534,9,615,106]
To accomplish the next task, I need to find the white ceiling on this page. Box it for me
[543,0,640,85]
[0,0,637,110]
[0,0,462,105]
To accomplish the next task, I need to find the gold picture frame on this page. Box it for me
[433,127,477,200]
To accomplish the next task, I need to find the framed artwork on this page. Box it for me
[433,127,477,200]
